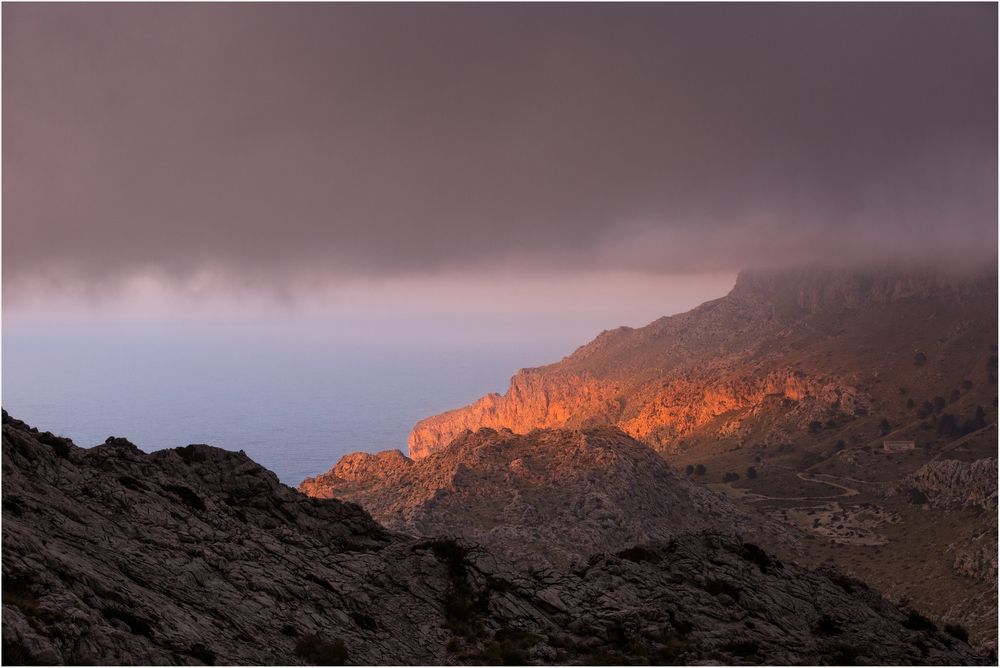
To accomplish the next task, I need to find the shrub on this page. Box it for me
[187,644,216,665]
[901,611,937,633]
[800,452,824,468]
[914,352,927,366]
[937,414,959,437]
[961,380,974,390]
[1,639,34,666]
[694,464,706,476]
[722,472,739,482]
[101,608,154,637]
[37,432,73,458]
[474,628,540,665]
[740,543,776,572]
[294,635,349,665]
[685,464,694,476]
[159,484,206,511]
[745,466,758,479]
[808,420,823,434]
[721,639,759,658]
[879,418,891,435]
[944,624,969,643]
[825,642,859,664]
[815,614,842,636]
[617,546,660,563]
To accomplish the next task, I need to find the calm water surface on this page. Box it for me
[2,325,573,484]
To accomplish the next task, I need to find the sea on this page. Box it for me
[2,324,575,485]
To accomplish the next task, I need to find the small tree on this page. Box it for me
[938,413,959,436]
[694,464,706,476]
[685,464,694,476]
[914,352,927,366]
[879,418,891,435]
[746,466,758,479]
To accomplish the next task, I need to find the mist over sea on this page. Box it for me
[2,324,575,484]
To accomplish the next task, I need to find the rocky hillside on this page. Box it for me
[3,412,988,665]
[410,265,997,458]
[301,426,787,568]
[895,458,998,511]
[400,263,998,651]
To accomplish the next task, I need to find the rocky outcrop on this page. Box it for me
[303,426,786,568]
[896,458,998,511]
[3,413,987,665]
[409,368,867,458]
[409,265,997,458]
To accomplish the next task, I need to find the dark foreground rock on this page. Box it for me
[300,426,789,569]
[2,412,988,665]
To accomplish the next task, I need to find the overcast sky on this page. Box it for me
[3,3,996,320]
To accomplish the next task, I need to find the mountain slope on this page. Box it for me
[402,264,998,649]
[3,413,987,665]
[301,426,788,568]
[410,265,997,458]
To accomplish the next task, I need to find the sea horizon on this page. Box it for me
[2,324,590,484]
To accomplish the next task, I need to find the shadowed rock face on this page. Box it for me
[409,265,997,458]
[3,412,988,665]
[301,426,785,568]
[897,458,999,512]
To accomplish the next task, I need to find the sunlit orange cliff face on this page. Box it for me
[408,266,998,459]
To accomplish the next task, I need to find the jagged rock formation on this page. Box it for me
[3,413,988,665]
[410,265,997,458]
[301,426,786,568]
[896,458,998,511]
[401,264,999,651]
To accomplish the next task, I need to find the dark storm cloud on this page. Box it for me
[3,3,996,289]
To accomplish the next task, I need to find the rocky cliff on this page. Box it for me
[897,458,998,511]
[410,265,997,458]
[399,263,999,652]
[302,426,787,568]
[3,412,988,665]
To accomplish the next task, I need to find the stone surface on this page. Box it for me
[896,458,998,511]
[409,266,996,458]
[3,412,988,665]
[302,426,787,568]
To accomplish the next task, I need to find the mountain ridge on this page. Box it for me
[301,426,792,568]
[5,412,987,665]
[409,264,997,458]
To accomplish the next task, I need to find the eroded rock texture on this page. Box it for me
[410,266,996,457]
[302,426,785,568]
[3,413,987,665]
